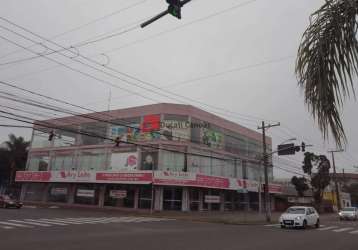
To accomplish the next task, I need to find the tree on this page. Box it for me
[291,152,331,210]
[291,176,309,197]
[3,134,30,186]
[296,0,358,147]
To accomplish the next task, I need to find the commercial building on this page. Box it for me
[16,103,282,211]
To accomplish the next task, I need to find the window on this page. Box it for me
[189,188,199,211]
[27,154,49,171]
[50,152,74,170]
[24,183,47,201]
[74,184,100,205]
[31,129,51,148]
[104,185,135,208]
[53,129,77,147]
[163,188,182,211]
[141,151,158,170]
[109,152,138,171]
[47,184,70,203]
[78,149,106,170]
[138,186,152,209]
[80,123,107,145]
[160,151,185,171]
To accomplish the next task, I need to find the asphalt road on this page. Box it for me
[0,207,357,250]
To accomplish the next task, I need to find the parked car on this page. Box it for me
[338,207,358,221]
[279,206,320,229]
[0,194,22,208]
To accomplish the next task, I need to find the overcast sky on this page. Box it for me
[0,0,357,178]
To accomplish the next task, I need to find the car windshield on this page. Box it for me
[342,208,356,212]
[286,208,306,214]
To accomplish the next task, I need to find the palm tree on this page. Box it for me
[4,134,30,186]
[296,0,358,146]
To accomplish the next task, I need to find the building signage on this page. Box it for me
[153,171,229,189]
[110,152,138,171]
[109,190,127,199]
[204,195,221,204]
[15,171,51,182]
[50,187,68,196]
[52,171,94,183]
[160,120,190,141]
[96,172,153,184]
[76,189,95,198]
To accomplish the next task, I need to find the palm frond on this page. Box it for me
[296,0,358,146]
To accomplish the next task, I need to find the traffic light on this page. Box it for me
[48,130,54,141]
[167,0,181,19]
[301,142,306,152]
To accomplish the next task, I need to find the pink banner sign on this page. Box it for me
[15,171,51,182]
[96,172,152,184]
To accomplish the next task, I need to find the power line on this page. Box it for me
[0,0,148,61]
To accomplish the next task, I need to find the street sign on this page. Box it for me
[109,190,127,199]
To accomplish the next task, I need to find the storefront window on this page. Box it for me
[24,183,47,201]
[163,188,182,211]
[27,153,49,171]
[109,151,138,171]
[138,185,152,209]
[47,184,70,203]
[247,162,262,181]
[160,151,185,172]
[224,191,234,211]
[77,149,106,170]
[74,184,100,205]
[189,189,199,211]
[50,152,74,170]
[104,185,135,208]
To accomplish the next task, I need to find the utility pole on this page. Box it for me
[258,121,280,223]
[328,149,344,211]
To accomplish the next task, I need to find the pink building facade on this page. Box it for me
[16,103,282,211]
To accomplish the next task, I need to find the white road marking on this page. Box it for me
[0,226,13,229]
[264,224,281,227]
[8,220,52,227]
[333,227,354,233]
[0,221,33,228]
[318,226,339,231]
[25,219,68,226]
[349,230,358,234]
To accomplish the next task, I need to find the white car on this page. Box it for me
[338,207,358,221]
[279,206,320,229]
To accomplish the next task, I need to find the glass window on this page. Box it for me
[47,184,70,203]
[247,162,262,181]
[104,184,135,208]
[163,188,182,211]
[50,152,75,171]
[138,185,152,209]
[27,153,49,171]
[31,129,51,148]
[189,188,200,211]
[141,151,158,170]
[53,129,77,147]
[74,184,100,205]
[80,123,107,145]
[160,151,185,172]
[78,149,106,171]
[190,117,202,144]
[109,151,138,171]
[24,183,47,201]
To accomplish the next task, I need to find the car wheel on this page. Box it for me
[302,220,307,229]
[315,219,320,228]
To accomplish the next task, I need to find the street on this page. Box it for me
[0,207,357,250]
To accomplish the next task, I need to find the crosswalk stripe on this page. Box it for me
[318,226,338,231]
[0,226,14,229]
[42,218,86,225]
[333,227,354,233]
[8,220,52,227]
[25,219,68,226]
[349,230,358,234]
[0,221,33,228]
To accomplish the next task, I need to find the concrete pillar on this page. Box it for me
[19,183,28,202]
[68,184,76,204]
[182,187,190,212]
[154,186,163,211]
[134,187,139,209]
[199,189,204,211]
[220,190,225,212]
[98,185,106,208]
[42,183,50,202]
